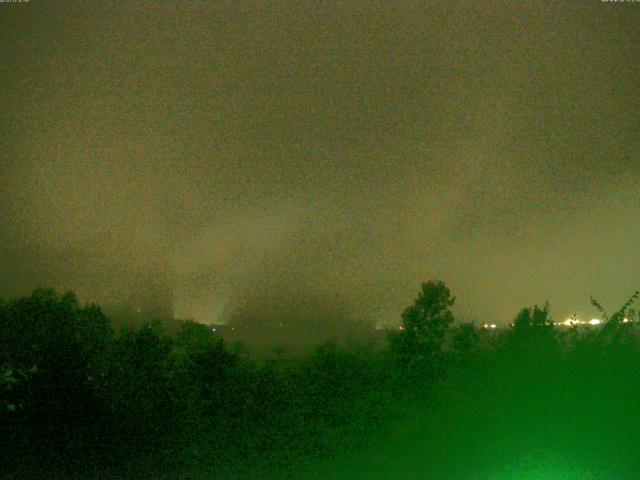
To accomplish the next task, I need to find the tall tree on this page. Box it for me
[389,281,455,375]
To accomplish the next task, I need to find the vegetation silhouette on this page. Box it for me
[388,280,455,378]
[1,283,640,479]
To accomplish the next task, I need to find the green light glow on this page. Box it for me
[488,453,608,480]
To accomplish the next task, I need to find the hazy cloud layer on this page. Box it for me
[1,1,638,325]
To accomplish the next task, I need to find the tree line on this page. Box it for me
[1,282,639,479]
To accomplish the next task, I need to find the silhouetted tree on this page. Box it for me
[591,291,640,354]
[173,319,218,358]
[389,281,455,376]
[0,289,114,473]
[94,323,177,475]
[591,290,639,326]
[513,302,552,334]
[451,322,480,360]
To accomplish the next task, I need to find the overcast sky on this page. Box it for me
[1,1,638,326]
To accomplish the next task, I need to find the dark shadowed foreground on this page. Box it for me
[2,284,640,479]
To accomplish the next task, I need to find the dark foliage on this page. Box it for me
[1,285,640,479]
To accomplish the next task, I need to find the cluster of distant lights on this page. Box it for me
[559,316,633,327]
[560,318,602,327]
[209,318,633,333]
[477,317,634,330]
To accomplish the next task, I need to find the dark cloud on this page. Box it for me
[1,1,638,326]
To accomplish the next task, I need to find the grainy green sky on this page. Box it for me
[1,1,638,325]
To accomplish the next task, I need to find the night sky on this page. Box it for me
[1,1,638,326]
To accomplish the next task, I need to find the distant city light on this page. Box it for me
[481,323,497,330]
[558,317,606,327]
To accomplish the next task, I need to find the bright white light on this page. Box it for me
[489,324,497,329]
[589,318,601,326]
